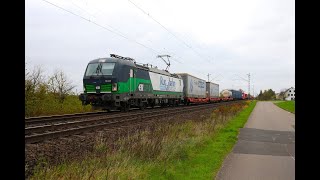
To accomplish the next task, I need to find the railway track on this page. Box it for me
[25,104,186,127]
[25,111,112,127]
[25,102,217,127]
[25,101,242,144]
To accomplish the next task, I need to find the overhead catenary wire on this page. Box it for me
[70,0,155,48]
[77,0,206,69]
[41,0,209,78]
[42,0,193,67]
[127,0,213,64]
[67,0,184,66]
[179,32,215,62]
[70,0,97,20]
[66,0,211,69]
[41,0,160,56]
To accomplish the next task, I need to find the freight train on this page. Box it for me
[79,54,248,111]
[220,89,248,101]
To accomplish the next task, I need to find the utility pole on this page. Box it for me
[207,73,211,82]
[234,73,251,98]
[247,73,250,99]
[253,84,254,98]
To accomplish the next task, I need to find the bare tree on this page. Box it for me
[25,65,46,95]
[48,69,76,103]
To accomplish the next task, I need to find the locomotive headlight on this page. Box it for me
[96,86,100,90]
[112,83,118,91]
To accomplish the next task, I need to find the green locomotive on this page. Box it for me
[79,54,184,111]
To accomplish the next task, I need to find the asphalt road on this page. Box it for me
[216,101,295,180]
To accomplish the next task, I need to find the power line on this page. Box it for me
[70,0,96,19]
[69,0,211,71]
[42,0,160,56]
[68,0,184,66]
[209,73,222,82]
[127,0,213,64]
[70,0,156,48]
[162,48,183,64]
[179,32,215,62]
[233,74,248,82]
[166,54,207,76]
[40,0,208,79]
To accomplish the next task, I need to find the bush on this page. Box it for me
[25,65,92,117]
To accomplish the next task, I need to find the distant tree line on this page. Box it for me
[256,89,276,100]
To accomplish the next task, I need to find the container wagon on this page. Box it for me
[177,73,207,104]
[206,82,220,102]
[230,89,242,100]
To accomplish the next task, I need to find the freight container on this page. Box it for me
[176,73,206,98]
[149,67,183,94]
[230,89,242,99]
[206,82,219,98]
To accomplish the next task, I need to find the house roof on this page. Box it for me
[284,87,295,94]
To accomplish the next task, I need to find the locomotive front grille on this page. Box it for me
[85,84,96,93]
[85,84,112,93]
[101,84,112,93]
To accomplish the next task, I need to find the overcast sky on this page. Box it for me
[25,0,295,95]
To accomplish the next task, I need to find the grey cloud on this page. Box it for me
[26,0,294,96]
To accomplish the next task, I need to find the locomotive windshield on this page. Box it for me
[85,62,116,76]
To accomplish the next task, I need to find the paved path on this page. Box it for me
[216,101,295,180]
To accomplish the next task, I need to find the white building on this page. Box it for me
[284,87,295,101]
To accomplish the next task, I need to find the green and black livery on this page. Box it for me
[79,54,184,111]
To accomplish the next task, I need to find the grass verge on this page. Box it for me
[151,100,257,179]
[25,95,93,117]
[274,101,295,113]
[30,101,256,180]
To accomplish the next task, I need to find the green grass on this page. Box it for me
[274,101,295,113]
[30,101,257,180]
[146,100,257,179]
[25,94,93,117]
[271,100,284,103]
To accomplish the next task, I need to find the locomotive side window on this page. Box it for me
[85,63,116,76]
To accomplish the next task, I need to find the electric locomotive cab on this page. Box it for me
[79,54,136,111]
